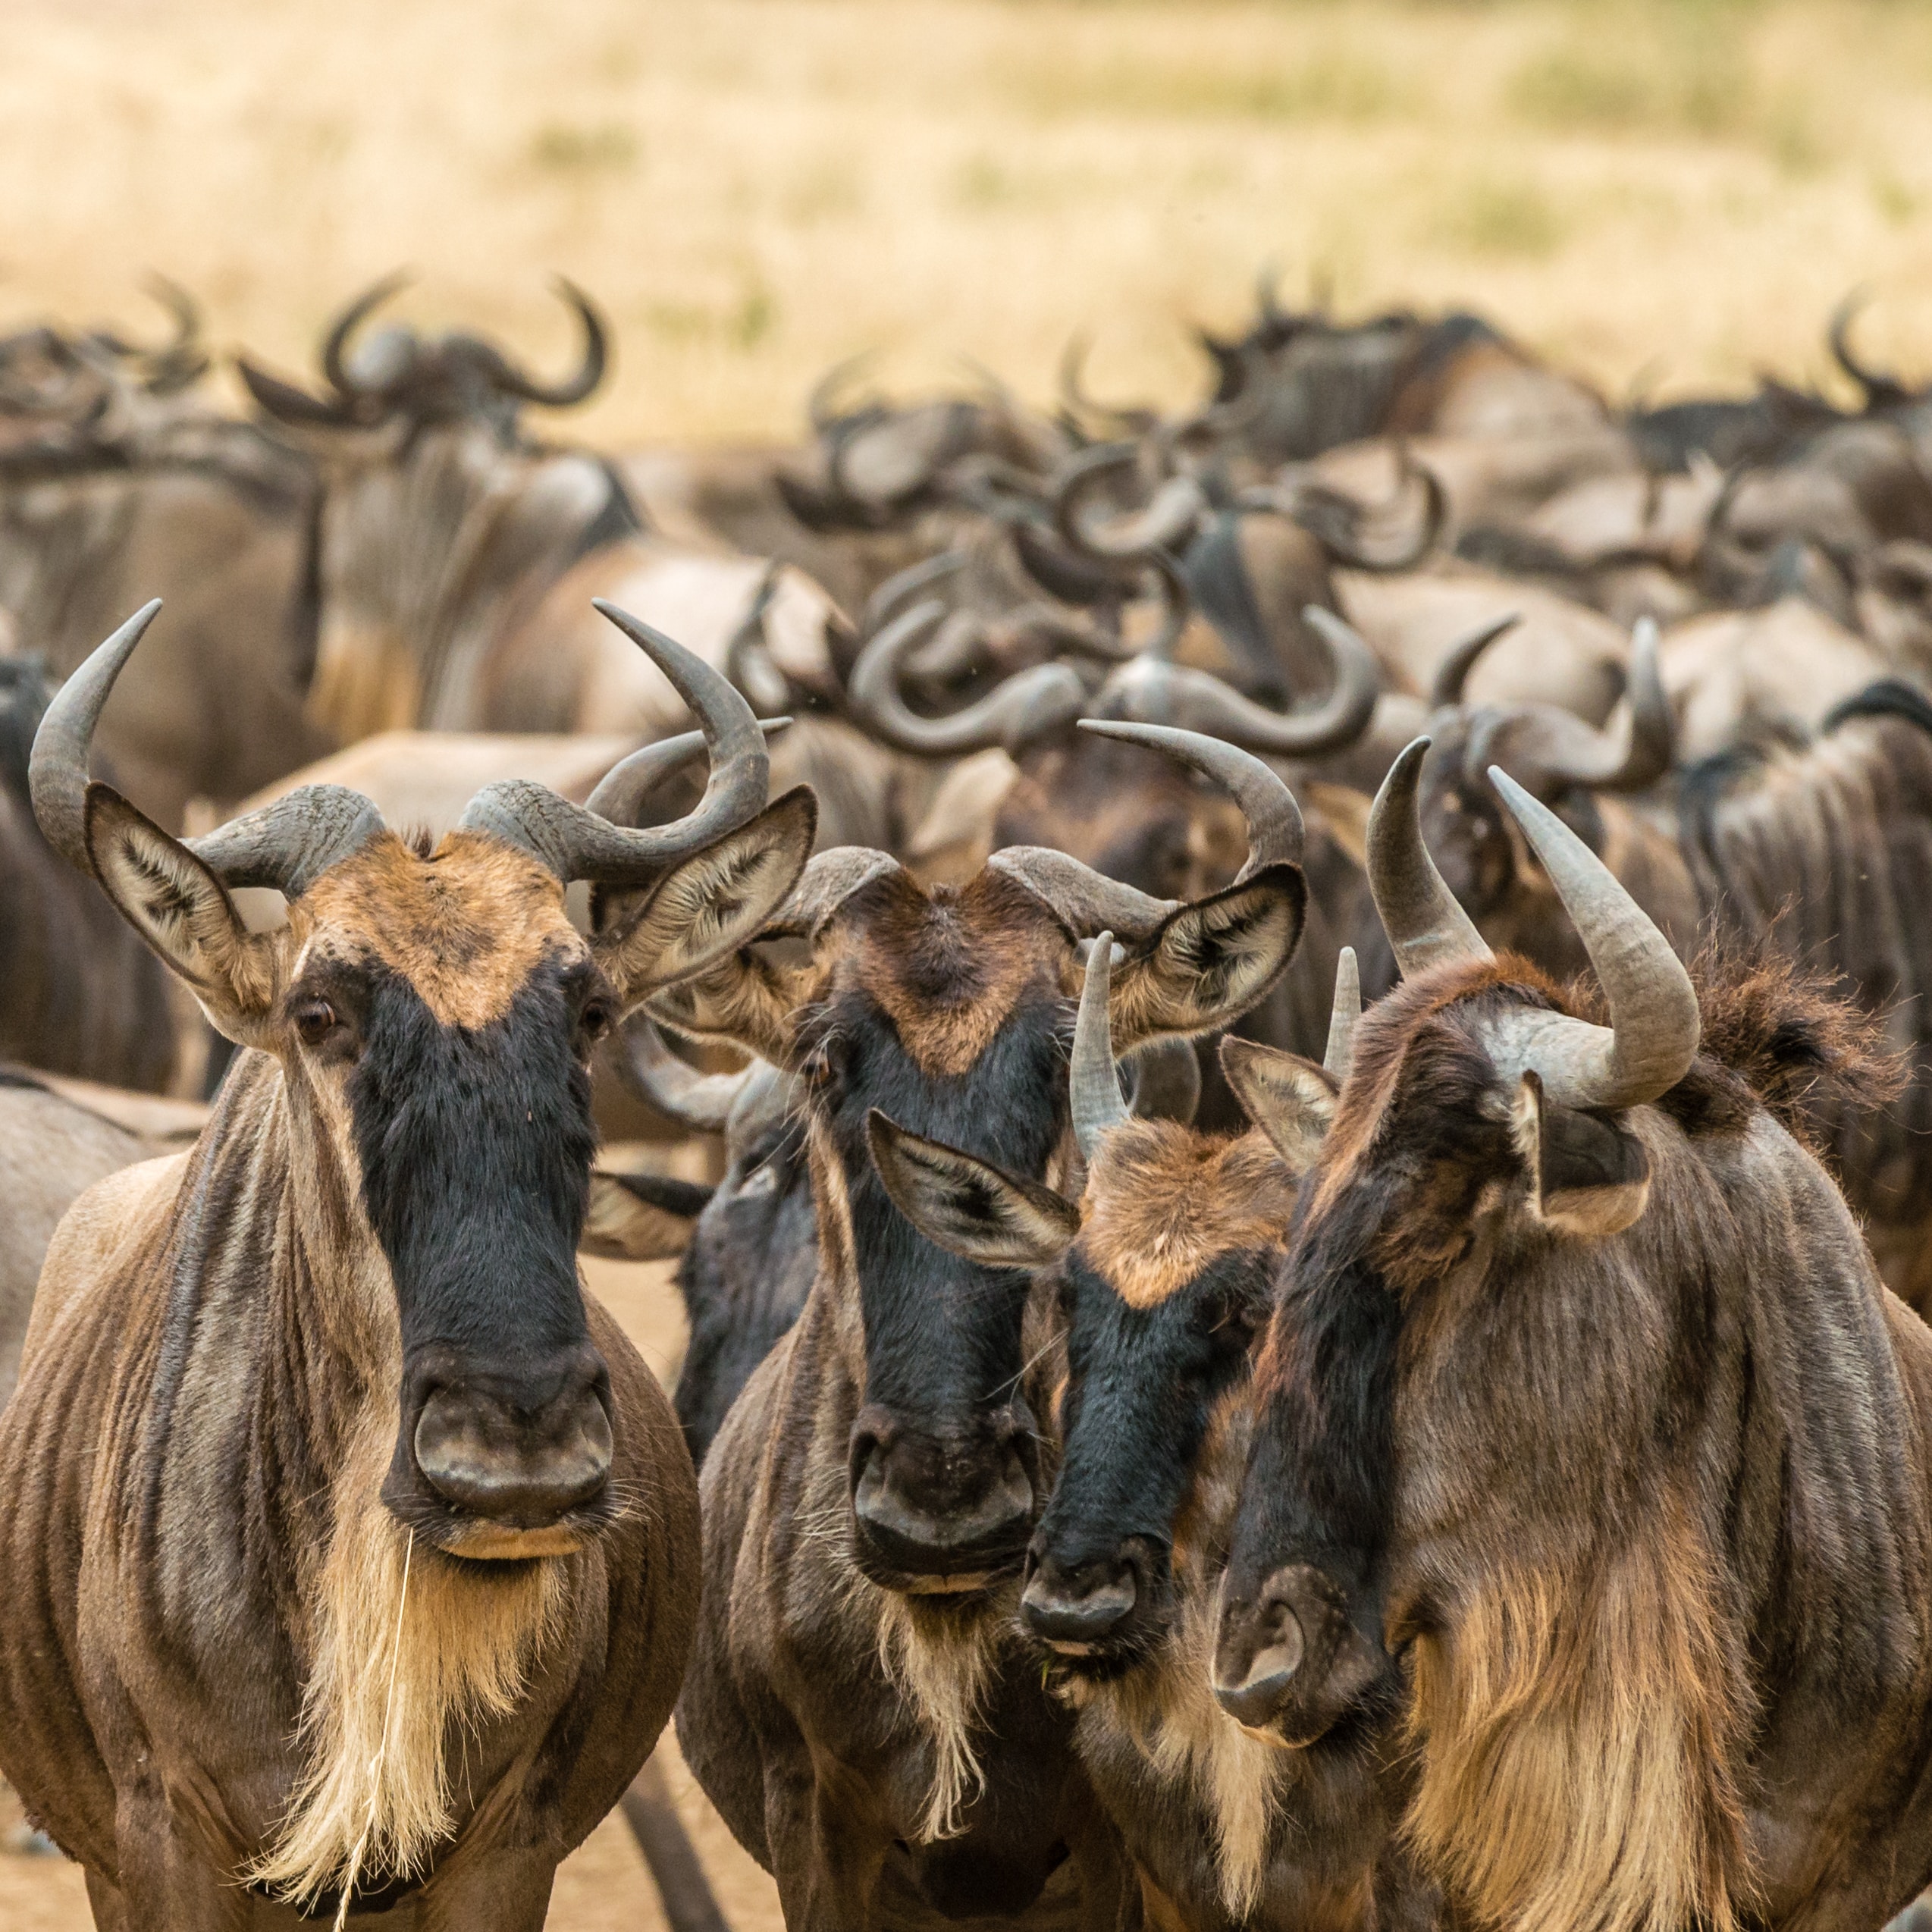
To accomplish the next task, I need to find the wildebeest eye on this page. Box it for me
[579,996,616,1046]
[291,999,340,1047]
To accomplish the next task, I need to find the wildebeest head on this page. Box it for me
[31,598,815,1562]
[1413,613,1677,974]
[651,726,1309,1590]
[872,942,1357,1679]
[1210,735,1701,1749]
[238,274,607,449]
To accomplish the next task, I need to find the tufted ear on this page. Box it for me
[85,785,280,1046]
[867,1111,1080,1269]
[1219,1037,1338,1175]
[1108,864,1307,1051]
[581,1171,714,1262]
[1509,1071,1652,1238]
[596,788,817,1008]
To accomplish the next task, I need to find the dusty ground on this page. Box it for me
[4,1,1932,446]
[0,1255,786,1932]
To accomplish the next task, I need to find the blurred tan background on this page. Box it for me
[6,0,1931,449]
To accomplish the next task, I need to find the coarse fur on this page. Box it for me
[1218,949,1932,1932]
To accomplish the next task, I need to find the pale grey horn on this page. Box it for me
[585,719,790,830]
[1467,616,1673,795]
[1323,946,1360,1081]
[1054,444,1207,559]
[986,846,1178,944]
[846,597,1087,757]
[1428,613,1520,711]
[616,1016,755,1133]
[1071,933,1130,1159]
[1366,737,1491,977]
[1485,768,1699,1109]
[32,601,385,892]
[1076,721,1304,876]
[763,845,905,939]
[457,601,773,884]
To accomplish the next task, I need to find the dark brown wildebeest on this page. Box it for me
[239,278,847,747]
[1210,736,1932,1932]
[0,598,817,1927]
[873,942,1439,1931]
[0,656,176,1090]
[660,723,1312,1927]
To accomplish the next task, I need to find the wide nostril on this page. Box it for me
[413,1384,613,1525]
[1021,1559,1137,1646]
[1212,1590,1307,1729]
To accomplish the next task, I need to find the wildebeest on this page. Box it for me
[239,278,846,745]
[1212,737,1932,1932]
[663,722,1311,1926]
[0,1071,203,1413]
[0,655,177,1089]
[0,597,817,1926]
[876,940,1437,1930]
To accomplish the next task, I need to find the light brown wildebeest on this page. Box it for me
[0,597,817,1927]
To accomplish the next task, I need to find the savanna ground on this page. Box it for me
[8,0,1932,447]
[5,0,1932,1923]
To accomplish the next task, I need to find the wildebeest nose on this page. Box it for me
[850,1419,1035,1580]
[1211,1596,1306,1728]
[1021,1556,1137,1646]
[414,1380,613,1525]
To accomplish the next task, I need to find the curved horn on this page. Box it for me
[1468,616,1673,795]
[235,356,356,427]
[724,563,793,717]
[1090,607,1379,759]
[1429,612,1521,710]
[764,845,905,939]
[1054,444,1207,560]
[1366,737,1491,978]
[321,271,412,399]
[1827,290,1905,406]
[616,1015,756,1132]
[585,717,791,829]
[1076,721,1305,876]
[808,351,876,434]
[1484,767,1699,1109]
[1071,934,1130,1159]
[846,598,1087,757]
[456,601,772,883]
[1323,946,1360,1081]
[488,278,608,408]
[861,550,968,638]
[1058,336,1159,436]
[140,274,199,360]
[33,602,386,892]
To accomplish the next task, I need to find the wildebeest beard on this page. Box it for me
[342,952,608,1540]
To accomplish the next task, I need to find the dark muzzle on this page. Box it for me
[1211,1563,1387,1742]
[849,1403,1037,1588]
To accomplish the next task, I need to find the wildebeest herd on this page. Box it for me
[1,271,1931,1930]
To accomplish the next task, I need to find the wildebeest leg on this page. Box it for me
[764,1763,885,1932]
[620,1753,729,1932]
[416,1846,558,1931]
[109,1802,251,1930]
[83,1866,128,1932]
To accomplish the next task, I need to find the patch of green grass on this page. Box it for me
[528,119,638,172]
[1008,46,1404,124]
[1436,176,1570,259]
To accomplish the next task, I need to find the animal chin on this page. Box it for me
[902,1570,996,1596]
[434,1520,588,1561]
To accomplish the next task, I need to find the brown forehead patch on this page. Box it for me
[840,867,1072,1077]
[295,830,584,1029]
[1080,1121,1297,1309]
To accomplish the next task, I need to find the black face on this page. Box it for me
[289,946,619,1554]
[803,983,1070,1592]
[1021,1247,1268,1677]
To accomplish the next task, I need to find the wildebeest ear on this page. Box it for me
[580,1171,714,1262]
[1219,1037,1337,1174]
[84,785,278,1045]
[1108,864,1307,1050]
[866,1110,1080,1269]
[596,788,817,1005]
[1510,1071,1652,1238]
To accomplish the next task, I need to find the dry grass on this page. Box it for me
[5,0,1932,447]
[0,28,1925,1912]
